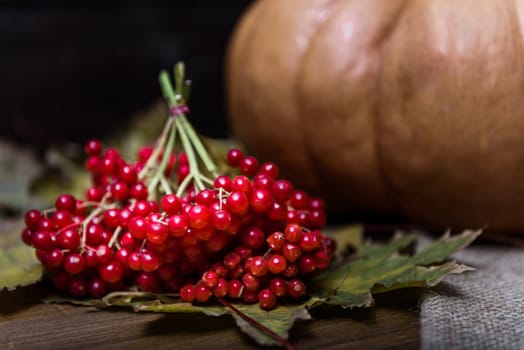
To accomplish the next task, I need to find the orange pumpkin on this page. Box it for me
[226,0,524,232]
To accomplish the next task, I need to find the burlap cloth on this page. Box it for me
[420,240,524,349]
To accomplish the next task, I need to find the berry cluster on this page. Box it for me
[20,65,335,310]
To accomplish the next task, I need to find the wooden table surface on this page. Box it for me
[0,283,420,350]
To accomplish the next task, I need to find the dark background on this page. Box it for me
[0,0,252,148]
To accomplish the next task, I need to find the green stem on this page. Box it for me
[160,175,173,195]
[180,116,218,177]
[108,226,122,248]
[176,117,204,191]
[176,173,194,198]
[159,70,178,107]
[148,121,177,199]
[138,117,174,181]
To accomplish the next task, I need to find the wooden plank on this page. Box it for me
[0,284,419,349]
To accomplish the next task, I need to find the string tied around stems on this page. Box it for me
[170,105,190,118]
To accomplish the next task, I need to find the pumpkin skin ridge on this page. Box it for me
[297,0,410,215]
[293,0,350,205]
[367,0,411,217]
[227,0,345,192]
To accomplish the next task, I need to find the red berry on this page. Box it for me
[211,262,229,278]
[130,182,149,200]
[88,277,107,298]
[195,283,212,303]
[177,164,190,181]
[21,228,33,246]
[212,210,232,231]
[233,246,253,261]
[227,280,243,298]
[115,247,131,266]
[180,284,196,302]
[252,173,274,191]
[85,156,101,173]
[314,250,331,270]
[103,208,121,229]
[46,249,64,269]
[128,251,141,270]
[213,175,232,191]
[249,189,273,213]
[213,278,228,298]
[161,194,182,215]
[231,176,253,194]
[260,162,279,179]
[118,164,137,184]
[69,278,87,297]
[267,254,287,274]
[64,253,85,274]
[137,146,153,162]
[119,208,133,228]
[85,139,102,156]
[226,148,244,167]
[99,261,124,283]
[96,244,113,264]
[111,181,129,201]
[299,255,316,274]
[119,231,136,250]
[223,252,241,270]
[267,202,287,222]
[282,243,302,263]
[226,191,249,216]
[239,156,259,176]
[37,218,54,232]
[201,270,219,289]
[258,288,277,310]
[24,209,42,230]
[324,236,337,255]
[86,186,104,201]
[206,231,228,251]
[140,249,161,272]
[186,204,211,230]
[309,210,327,229]
[196,189,216,207]
[300,231,321,252]
[290,190,309,209]
[269,277,287,298]
[242,273,261,292]
[55,194,77,213]
[286,210,300,224]
[52,270,70,291]
[271,180,294,204]
[230,264,245,280]
[129,216,147,240]
[284,224,303,243]
[288,279,306,298]
[101,156,116,174]
[146,221,168,245]
[84,249,99,267]
[242,290,259,304]
[32,231,54,251]
[136,272,160,292]
[248,256,268,277]
[267,232,285,251]
[167,214,187,237]
[52,210,73,229]
[239,227,265,250]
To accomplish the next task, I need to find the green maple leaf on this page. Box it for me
[0,222,43,291]
[310,230,480,308]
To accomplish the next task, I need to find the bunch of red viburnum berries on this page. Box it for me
[21,64,335,310]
